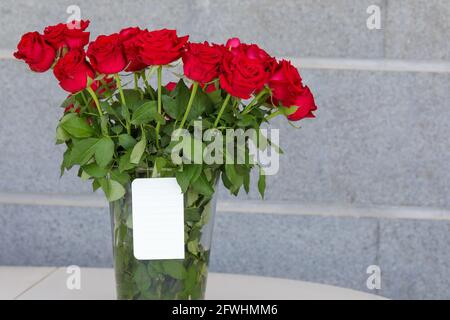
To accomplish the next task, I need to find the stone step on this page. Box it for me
[1,202,450,299]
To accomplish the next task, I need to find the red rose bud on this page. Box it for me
[287,86,317,121]
[95,75,117,97]
[43,20,90,51]
[14,32,56,72]
[53,49,95,93]
[219,50,267,99]
[268,60,304,106]
[64,20,90,50]
[137,29,188,66]
[225,37,241,49]
[165,82,177,92]
[120,27,148,72]
[202,83,217,93]
[64,103,81,113]
[87,33,127,74]
[182,42,223,85]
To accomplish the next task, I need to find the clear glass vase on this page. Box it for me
[109,168,219,300]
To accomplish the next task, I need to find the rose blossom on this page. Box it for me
[43,20,90,50]
[286,86,317,121]
[182,42,223,84]
[119,27,148,72]
[53,49,95,93]
[268,59,304,106]
[219,50,267,99]
[137,29,188,65]
[14,32,56,72]
[87,33,127,74]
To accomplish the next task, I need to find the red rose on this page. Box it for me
[182,42,223,84]
[87,33,126,74]
[219,50,267,99]
[53,50,95,93]
[65,20,90,50]
[287,86,317,121]
[43,20,90,50]
[120,27,148,72]
[119,27,141,42]
[137,29,188,65]
[165,82,177,92]
[239,44,276,72]
[14,32,56,72]
[268,60,303,106]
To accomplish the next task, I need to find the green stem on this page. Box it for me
[134,73,139,90]
[242,88,268,115]
[142,71,155,100]
[80,91,88,106]
[86,87,108,136]
[179,82,199,129]
[114,74,131,135]
[155,66,163,148]
[264,109,283,121]
[213,94,231,128]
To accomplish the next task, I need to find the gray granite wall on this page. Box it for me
[0,0,449,299]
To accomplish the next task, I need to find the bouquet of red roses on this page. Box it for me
[15,20,317,300]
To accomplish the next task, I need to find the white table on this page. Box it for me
[0,266,386,300]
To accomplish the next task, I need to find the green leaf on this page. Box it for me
[185,207,201,222]
[175,164,201,193]
[192,172,214,197]
[166,80,191,121]
[130,137,146,164]
[243,169,250,194]
[103,101,124,120]
[110,170,130,186]
[258,167,266,199]
[131,101,158,125]
[95,137,114,168]
[225,164,243,193]
[133,264,151,292]
[118,134,137,150]
[82,163,108,178]
[92,179,101,192]
[237,114,257,128]
[162,95,182,120]
[99,178,126,202]
[111,125,123,135]
[206,86,222,104]
[70,138,99,166]
[119,89,143,110]
[187,240,199,255]
[161,261,186,280]
[56,126,70,144]
[187,89,211,121]
[118,150,135,172]
[60,148,72,177]
[60,114,94,138]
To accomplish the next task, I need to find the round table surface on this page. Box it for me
[0,266,386,300]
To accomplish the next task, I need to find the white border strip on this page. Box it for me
[0,192,449,221]
[290,57,450,73]
[1,48,449,73]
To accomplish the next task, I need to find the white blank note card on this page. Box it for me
[131,178,185,260]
